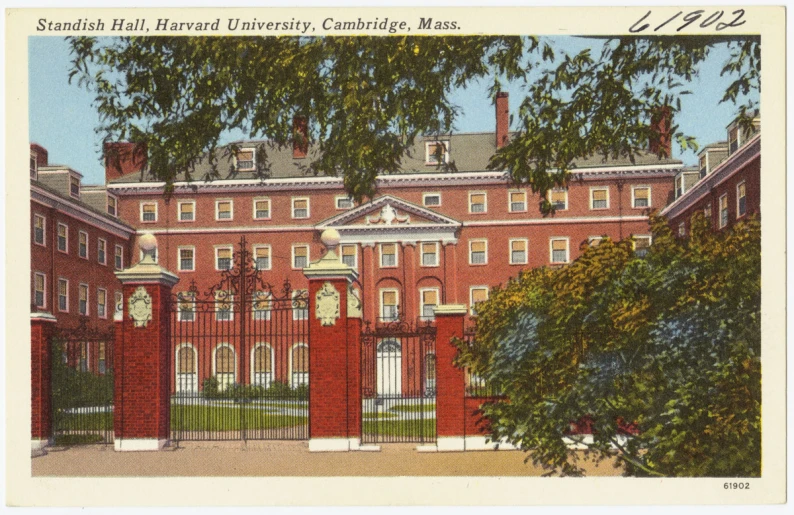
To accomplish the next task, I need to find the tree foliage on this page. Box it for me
[69,36,759,205]
[457,216,761,477]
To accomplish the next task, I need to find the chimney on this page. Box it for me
[30,143,48,167]
[649,106,672,158]
[293,116,308,159]
[104,142,147,184]
[495,92,510,149]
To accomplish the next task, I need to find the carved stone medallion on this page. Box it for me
[315,282,340,327]
[128,286,152,328]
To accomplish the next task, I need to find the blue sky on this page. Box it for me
[29,36,755,185]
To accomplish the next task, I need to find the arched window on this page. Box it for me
[176,345,197,393]
[214,344,236,391]
[376,339,402,397]
[290,344,309,387]
[252,344,273,388]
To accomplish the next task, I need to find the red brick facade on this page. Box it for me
[31,315,55,441]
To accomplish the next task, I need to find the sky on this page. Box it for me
[29,36,756,186]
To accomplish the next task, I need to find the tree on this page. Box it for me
[456,215,761,476]
[68,36,759,205]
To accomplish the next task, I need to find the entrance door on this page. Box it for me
[376,339,402,397]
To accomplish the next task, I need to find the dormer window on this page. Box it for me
[425,141,449,165]
[107,195,118,217]
[699,155,708,178]
[728,127,740,154]
[70,176,80,198]
[236,149,255,171]
[30,153,37,179]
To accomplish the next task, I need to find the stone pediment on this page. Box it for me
[317,195,461,229]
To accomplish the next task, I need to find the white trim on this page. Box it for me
[736,181,747,218]
[214,245,234,271]
[253,197,271,220]
[422,192,442,207]
[463,215,648,227]
[309,438,356,452]
[549,237,570,264]
[56,223,69,254]
[33,272,47,310]
[419,241,439,268]
[719,193,729,229]
[631,185,652,209]
[177,200,196,222]
[380,288,400,321]
[339,243,358,269]
[334,195,354,210]
[250,343,274,386]
[78,230,89,259]
[115,244,125,271]
[424,140,450,165]
[292,244,310,269]
[97,288,108,319]
[212,342,237,382]
[178,245,196,272]
[589,186,610,210]
[97,238,108,266]
[419,287,440,320]
[30,186,135,239]
[588,236,604,246]
[507,189,528,213]
[252,244,272,271]
[468,190,488,214]
[436,437,466,452]
[69,174,81,199]
[508,238,529,265]
[234,147,256,172]
[215,199,234,221]
[106,192,119,217]
[114,438,168,451]
[469,286,489,316]
[175,343,198,391]
[137,225,316,235]
[547,188,568,211]
[291,197,311,219]
[57,277,69,313]
[379,242,399,268]
[78,282,89,316]
[140,201,158,223]
[632,234,653,252]
[288,342,309,386]
[468,238,488,266]
[32,213,46,246]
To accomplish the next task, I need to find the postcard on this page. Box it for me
[6,4,787,507]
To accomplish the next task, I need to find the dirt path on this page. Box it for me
[32,441,622,477]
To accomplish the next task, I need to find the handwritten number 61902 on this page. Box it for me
[629,9,746,33]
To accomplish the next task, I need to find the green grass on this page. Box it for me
[389,403,436,413]
[56,411,113,430]
[363,419,436,439]
[362,412,398,419]
[170,404,307,431]
[54,433,106,446]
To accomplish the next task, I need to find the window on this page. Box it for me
[678,222,686,237]
[292,245,309,269]
[74,232,88,261]
[141,202,157,222]
[699,155,708,178]
[632,186,651,208]
[341,244,357,268]
[30,154,37,178]
[549,189,568,210]
[33,215,45,246]
[292,198,309,219]
[253,198,270,220]
[675,175,685,198]
[509,191,527,212]
[470,287,489,316]
[719,194,729,228]
[33,273,46,309]
[107,195,117,217]
[57,224,68,253]
[729,127,739,153]
[58,279,69,312]
[177,292,196,322]
[380,290,399,321]
[425,141,449,164]
[70,176,80,198]
[590,188,609,209]
[633,235,652,257]
[588,236,603,247]
[510,239,528,265]
[216,200,233,221]
[97,238,107,265]
[179,247,195,271]
[78,284,89,316]
[469,192,487,213]
[469,240,487,265]
[97,289,107,319]
[737,182,747,217]
[335,195,354,210]
[215,291,233,321]
[420,289,439,320]
[114,292,123,317]
[380,243,397,268]
[98,342,107,375]
[291,344,309,387]
[80,345,88,373]
[292,290,308,320]
[216,247,233,271]
[254,245,271,271]
[253,345,273,387]
[550,238,569,264]
[704,203,712,222]
[178,201,195,221]
[115,245,124,270]
[214,345,236,390]
[252,291,272,321]
[236,149,255,171]
[421,242,439,267]
[423,193,441,207]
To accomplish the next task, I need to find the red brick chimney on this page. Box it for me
[495,92,510,149]
[104,142,147,184]
[293,116,308,159]
[30,143,48,167]
[649,106,672,158]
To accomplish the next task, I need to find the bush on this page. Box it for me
[200,377,308,401]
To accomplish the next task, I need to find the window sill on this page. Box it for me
[139,220,158,224]
[177,219,195,223]
[509,262,528,266]
[469,263,489,267]
[215,218,234,222]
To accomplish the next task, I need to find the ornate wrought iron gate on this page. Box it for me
[169,236,310,441]
[51,318,115,446]
[361,317,437,444]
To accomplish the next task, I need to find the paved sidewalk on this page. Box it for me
[32,441,622,477]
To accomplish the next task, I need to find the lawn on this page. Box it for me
[170,404,307,431]
[56,411,113,431]
[388,403,436,413]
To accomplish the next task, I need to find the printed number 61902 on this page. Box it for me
[724,483,750,490]
[629,9,746,33]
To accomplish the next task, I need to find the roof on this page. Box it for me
[30,178,135,231]
[109,131,683,185]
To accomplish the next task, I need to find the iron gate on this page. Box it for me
[169,236,309,441]
[51,317,115,446]
[361,317,437,443]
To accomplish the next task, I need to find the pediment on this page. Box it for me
[317,195,461,229]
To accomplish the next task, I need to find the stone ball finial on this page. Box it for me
[320,228,341,249]
[139,232,157,256]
